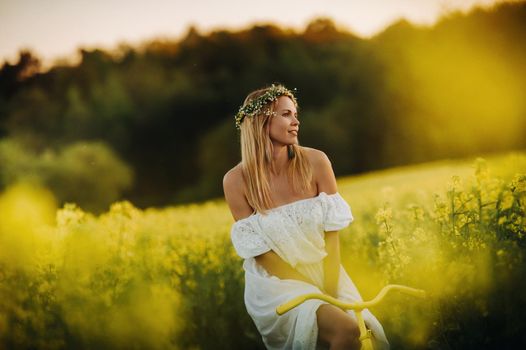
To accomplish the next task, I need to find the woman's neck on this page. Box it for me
[270,145,289,176]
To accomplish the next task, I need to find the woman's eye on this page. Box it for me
[282,112,298,119]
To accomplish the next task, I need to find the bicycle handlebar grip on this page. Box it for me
[407,289,426,298]
[387,285,427,299]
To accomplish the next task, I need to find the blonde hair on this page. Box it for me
[238,84,313,214]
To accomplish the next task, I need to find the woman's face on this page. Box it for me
[268,96,300,146]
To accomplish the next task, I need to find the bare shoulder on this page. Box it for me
[223,163,244,200]
[301,146,332,169]
[301,146,337,194]
[223,163,254,221]
[223,162,243,183]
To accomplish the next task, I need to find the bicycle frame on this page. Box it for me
[276,284,426,350]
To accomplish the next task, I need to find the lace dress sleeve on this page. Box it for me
[321,192,354,232]
[230,217,271,259]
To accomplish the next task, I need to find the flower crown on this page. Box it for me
[235,84,298,130]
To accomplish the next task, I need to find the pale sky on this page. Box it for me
[0,0,507,67]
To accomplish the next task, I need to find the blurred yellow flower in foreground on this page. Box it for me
[0,183,56,270]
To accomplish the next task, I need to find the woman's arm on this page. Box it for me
[323,231,341,297]
[312,149,342,297]
[255,250,319,286]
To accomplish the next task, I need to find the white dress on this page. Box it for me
[230,192,390,350]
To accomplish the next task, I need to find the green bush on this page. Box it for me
[0,138,133,213]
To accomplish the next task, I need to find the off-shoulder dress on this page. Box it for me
[230,192,390,350]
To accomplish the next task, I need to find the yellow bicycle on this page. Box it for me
[276,284,426,350]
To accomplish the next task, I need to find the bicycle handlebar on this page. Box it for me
[276,284,426,315]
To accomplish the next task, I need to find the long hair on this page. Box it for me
[238,84,313,214]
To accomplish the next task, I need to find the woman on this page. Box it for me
[223,84,389,350]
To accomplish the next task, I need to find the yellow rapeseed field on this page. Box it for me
[0,150,524,349]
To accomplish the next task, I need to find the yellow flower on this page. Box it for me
[500,192,514,210]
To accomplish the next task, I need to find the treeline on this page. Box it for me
[0,1,525,211]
